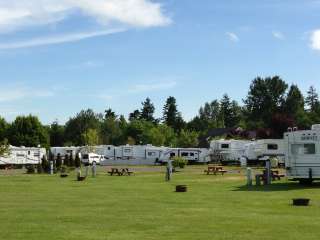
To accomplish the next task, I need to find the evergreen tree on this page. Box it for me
[305,86,320,112]
[50,120,64,147]
[244,76,288,128]
[140,98,155,122]
[163,96,178,127]
[129,110,141,122]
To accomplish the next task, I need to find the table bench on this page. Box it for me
[108,168,134,176]
[204,166,227,175]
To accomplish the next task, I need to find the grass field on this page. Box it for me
[1,166,320,240]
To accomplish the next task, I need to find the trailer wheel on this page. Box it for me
[299,179,313,185]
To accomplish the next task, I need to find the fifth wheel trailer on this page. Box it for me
[284,124,320,184]
[244,139,285,165]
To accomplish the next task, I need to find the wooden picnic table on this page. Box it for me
[256,169,285,183]
[204,166,227,175]
[108,168,133,176]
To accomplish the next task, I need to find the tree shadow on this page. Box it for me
[233,181,320,192]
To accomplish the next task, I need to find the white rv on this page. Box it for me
[244,139,285,165]
[284,124,320,184]
[159,148,209,163]
[81,153,104,165]
[210,139,250,163]
[94,145,116,160]
[50,146,80,159]
[0,146,46,166]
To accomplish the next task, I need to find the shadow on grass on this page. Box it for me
[234,181,320,192]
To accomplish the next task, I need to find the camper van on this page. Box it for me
[210,139,250,164]
[244,139,285,165]
[284,124,320,184]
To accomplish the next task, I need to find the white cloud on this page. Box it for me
[0,86,55,102]
[0,0,171,32]
[0,28,125,49]
[272,30,285,40]
[310,29,320,50]
[226,32,239,42]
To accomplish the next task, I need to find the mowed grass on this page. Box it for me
[1,166,320,240]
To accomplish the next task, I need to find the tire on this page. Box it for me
[299,179,313,185]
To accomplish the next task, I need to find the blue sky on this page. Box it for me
[0,0,320,124]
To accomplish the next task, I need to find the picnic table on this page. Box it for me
[108,168,133,176]
[204,165,227,175]
[256,169,285,183]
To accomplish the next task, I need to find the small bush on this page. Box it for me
[75,155,81,168]
[60,165,68,173]
[37,164,43,174]
[26,165,35,174]
[172,156,187,169]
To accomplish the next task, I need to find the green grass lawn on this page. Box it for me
[1,166,320,240]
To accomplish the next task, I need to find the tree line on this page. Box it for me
[0,76,319,149]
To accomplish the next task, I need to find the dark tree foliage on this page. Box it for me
[0,117,8,142]
[7,115,49,147]
[140,98,155,122]
[49,121,65,147]
[244,76,288,128]
[163,96,185,132]
[305,86,320,113]
[64,109,102,146]
[129,110,141,122]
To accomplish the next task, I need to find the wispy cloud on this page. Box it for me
[0,1,171,32]
[310,29,320,51]
[98,80,178,100]
[226,32,239,42]
[0,86,55,102]
[272,30,285,40]
[0,28,125,50]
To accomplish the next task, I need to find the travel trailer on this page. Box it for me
[244,139,285,165]
[284,124,320,184]
[210,139,250,164]
[0,146,46,166]
[159,148,210,163]
[50,146,80,160]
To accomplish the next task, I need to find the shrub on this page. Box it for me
[64,154,70,166]
[75,154,81,168]
[37,164,43,174]
[41,156,50,173]
[56,154,62,170]
[26,165,35,174]
[172,156,187,169]
[60,165,68,173]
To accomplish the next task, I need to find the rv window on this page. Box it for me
[82,154,89,159]
[181,152,189,157]
[148,152,156,156]
[267,144,278,150]
[170,153,176,157]
[28,151,31,155]
[108,147,111,150]
[221,144,229,149]
[124,149,131,153]
[190,153,194,156]
[291,144,316,155]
